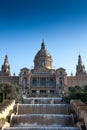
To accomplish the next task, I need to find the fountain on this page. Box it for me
[22,97,63,104]
[17,104,69,114]
[10,114,73,127]
[3,127,80,130]
[3,97,80,130]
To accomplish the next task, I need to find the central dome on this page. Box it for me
[34,41,52,69]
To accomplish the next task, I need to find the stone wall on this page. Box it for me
[0,76,19,85]
[70,99,87,129]
[0,99,15,119]
[67,76,87,87]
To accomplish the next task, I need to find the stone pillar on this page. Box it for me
[37,90,40,96]
[27,75,31,94]
[48,90,50,97]
[55,75,59,95]
[27,75,31,88]
[39,77,40,86]
[64,74,67,85]
[23,79,26,93]
[56,75,59,89]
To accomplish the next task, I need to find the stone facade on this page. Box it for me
[0,42,87,96]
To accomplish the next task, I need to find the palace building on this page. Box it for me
[0,41,87,97]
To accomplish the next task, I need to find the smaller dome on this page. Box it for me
[34,41,52,69]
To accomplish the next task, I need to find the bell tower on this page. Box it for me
[76,54,86,76]
[1,54,11,76]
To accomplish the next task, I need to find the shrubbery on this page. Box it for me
[63,85,87,104]
[0,83,21,103]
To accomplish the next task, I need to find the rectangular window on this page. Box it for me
[32,90,36,94]
[40,90,46,94]
[50,90,54,95]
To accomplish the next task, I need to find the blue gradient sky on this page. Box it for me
[0,0,87,76]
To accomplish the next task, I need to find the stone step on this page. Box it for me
[23,97,63,104]
[4,126,80,130]
[17,104,69,114]
[10,114,73,127]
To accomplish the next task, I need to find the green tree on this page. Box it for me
[63,86,87,104]
[0,83,21,103]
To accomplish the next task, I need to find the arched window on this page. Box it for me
[32,78,37,87]
[60,71,62,75]
[40,78,46,86]
[49,78,54,86]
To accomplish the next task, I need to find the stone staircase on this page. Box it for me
[3,97,80,130]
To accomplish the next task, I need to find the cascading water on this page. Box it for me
[17,104,69,114]
[3,127,80,130]
[3,97,80,130]
[22,97,63,104]
[10,114,73,127]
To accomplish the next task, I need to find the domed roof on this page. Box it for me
[35,42,52,59]
[34,41,52,69]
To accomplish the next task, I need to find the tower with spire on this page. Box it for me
[76,54,87,76]
[1,54,11,76]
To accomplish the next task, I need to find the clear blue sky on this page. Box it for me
[0,0,87,76]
